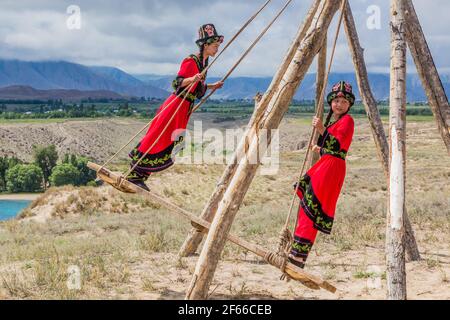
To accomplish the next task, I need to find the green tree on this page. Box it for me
[49,163,79,187]
[70,154,77,167]
[0,157,22,191]
[6,164,43,192]
[63,153,70,164]
[74,156,96,186]
[0,157,8,191]
[33,145,58,189]
[61,154,96,186]
[8,157,22,168]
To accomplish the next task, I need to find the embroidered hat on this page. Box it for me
[195,24,224,47]
[326,81,356,106]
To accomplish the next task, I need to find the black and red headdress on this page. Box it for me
[326,81,356,106]
[195,24,224,47]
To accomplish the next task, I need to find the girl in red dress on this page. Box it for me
[127,24,225,190]
[289,81,356,268]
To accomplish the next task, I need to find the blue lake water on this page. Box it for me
[0,200,32,221]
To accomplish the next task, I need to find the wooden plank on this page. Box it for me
[87,161,337,293]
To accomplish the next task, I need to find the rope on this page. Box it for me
[96,0,273,173]
[190,0,294,115]
[97,82,194,176]
[122,0,294,181]
[276,0,348,273]
[263,228,293,281]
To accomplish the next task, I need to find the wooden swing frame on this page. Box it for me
[88,161,337,293]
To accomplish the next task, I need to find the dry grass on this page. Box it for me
[0,116,448,299]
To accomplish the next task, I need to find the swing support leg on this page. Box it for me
[343,2,421,261]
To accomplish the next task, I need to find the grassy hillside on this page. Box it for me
[0,116,448,299]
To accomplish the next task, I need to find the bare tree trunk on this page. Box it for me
[185,0,342,300]
[178,94,265,257]
[306,34,327,168]
[386,0,407,300]
[343,3,420,261]
[404,0,450,154]
[178,0,323,257]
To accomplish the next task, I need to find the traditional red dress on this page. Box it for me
[128,54,207,181]
[291,114,354,260]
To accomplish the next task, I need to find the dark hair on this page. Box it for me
[199,44,209,71]
[323,104,351,127]
[324,108,334,127]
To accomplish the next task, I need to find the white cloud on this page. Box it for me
[0,0,448,76]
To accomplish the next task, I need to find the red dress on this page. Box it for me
[128,55,207,181]
[291,114,354,260]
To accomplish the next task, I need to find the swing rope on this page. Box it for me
[96,0,273,174]
[274,0,348,279]
[190,0,294,115]
[121,0,294,184]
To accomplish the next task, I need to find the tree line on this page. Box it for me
[0,101,156,119]
[0,145,96,193]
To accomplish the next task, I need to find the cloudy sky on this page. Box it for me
[0,0,448,77]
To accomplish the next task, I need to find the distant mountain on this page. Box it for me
[89,66,145,87]
[0,59,448,102]
[0,60,169,99]
[133,74,171,82]
[0,85,123,101]
[138,73,449,102]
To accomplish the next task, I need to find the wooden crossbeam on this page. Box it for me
[87,161,337,293]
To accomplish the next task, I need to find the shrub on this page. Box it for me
[33,145,58,189]
[49,164,79,187]
[6,164,44,192]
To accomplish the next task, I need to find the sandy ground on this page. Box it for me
[122,247,449,300]
[0,193,41,200]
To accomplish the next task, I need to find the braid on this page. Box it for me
[324,108,334,127]
[199,44,207,71]
[196,44,208,98]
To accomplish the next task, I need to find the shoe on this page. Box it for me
[288,254,305,269]
[128,179,150,192]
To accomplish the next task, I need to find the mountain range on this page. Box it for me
[137,73,449,102]
[0,85,123,101]
[0,59,448,102]
[0,60,167,99]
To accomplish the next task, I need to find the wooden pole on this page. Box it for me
[386,0,407,300]
[178,93,265,257]
[178,0,323,257]
[404,0,450,154]
[306,34,327,168]
[343,3,420,261]
[185,0,342,300]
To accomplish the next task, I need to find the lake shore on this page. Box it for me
[0,193,41,201]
